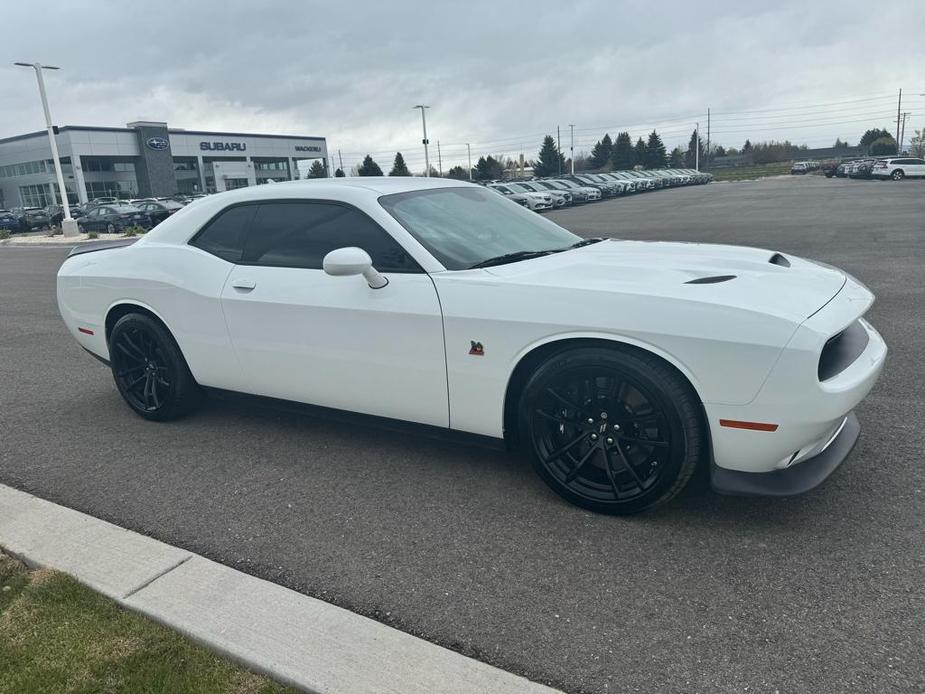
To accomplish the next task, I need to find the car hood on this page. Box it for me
[482,239,847,323]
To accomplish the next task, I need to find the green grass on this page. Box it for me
[710,162,793,181]
[0,553,292,694]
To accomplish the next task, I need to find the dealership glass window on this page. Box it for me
[81,157,137,173]
[241,201,419,272]
[85,182,129,199]
[19,184,53,207]
[253,159,289,172]
[173,158,199,172]
[0,159,49,178]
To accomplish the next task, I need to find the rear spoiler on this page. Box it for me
[67,238,139,257]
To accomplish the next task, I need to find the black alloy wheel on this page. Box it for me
[519,347,704,514]
[109,313,200,421]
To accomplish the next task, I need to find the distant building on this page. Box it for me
[0,121,328,207]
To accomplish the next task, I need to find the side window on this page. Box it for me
[190,204,257,263]
[242,201,419,273]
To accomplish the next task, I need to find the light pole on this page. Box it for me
[413,105,430,176]
[569,124,575,174]
[466,143,472,181]
[695,122,700,171]
[14,62,78,237]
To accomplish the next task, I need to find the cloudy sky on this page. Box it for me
[3,0,924,172]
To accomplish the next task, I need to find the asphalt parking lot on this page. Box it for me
[1,176,922,693]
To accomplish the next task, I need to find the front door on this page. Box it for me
[219,200,449,427]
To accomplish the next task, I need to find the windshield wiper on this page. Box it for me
[468,250,556,269]
[563,237,606,250]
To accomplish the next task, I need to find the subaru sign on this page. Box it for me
[145,136,170,151]
[200,141,247,152]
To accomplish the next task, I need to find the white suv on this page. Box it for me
[871,157,925,180]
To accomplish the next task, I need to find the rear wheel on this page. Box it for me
[109,313,200,421]
[106,222,116,233]
[891,169,904,180]
[519,347,704,514]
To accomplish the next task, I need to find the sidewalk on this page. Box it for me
[0,484,561,694]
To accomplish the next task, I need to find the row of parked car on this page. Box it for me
[485,168,713,210]
[830,156,925,180]
[0,194,208,234]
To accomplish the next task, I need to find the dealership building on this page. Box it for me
[0,121,328,208]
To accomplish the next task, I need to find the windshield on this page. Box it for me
[379,186,579,270]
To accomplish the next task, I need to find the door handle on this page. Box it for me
[231,278,256,291]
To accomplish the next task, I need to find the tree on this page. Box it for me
[833,138,851,149]
[534,135,566,177]
[611,132,634,170]
[306,160,327,178]
[357,155,383,176]
[714,145,727,157]
[669,147,684,167]
[860,128,892,150]
[645,130,667,169]
[684,129,703,168]
[446,165,470,180]
[909,129,925,158]
[589,133,613,169]
[334,168,345,177]
[389,152,411,176]
[869,136,897,156]
[633,137,647,168]
[473,155,503,181]
[742,139,753,155]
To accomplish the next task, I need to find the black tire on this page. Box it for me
[518,347,704,514]
[891,169,904,180]
[109,313,200,421]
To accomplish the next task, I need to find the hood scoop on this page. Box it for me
[685,274,737,285]
[769,252,791,267]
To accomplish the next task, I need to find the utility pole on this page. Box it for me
[413,105,431,176]
[706,108,711,169]
[14,62,78,237]
[436,140,443,177]
[896,89,902,148]
[695,122,700,171]
[557,125,562,176]
[466,143,472,181]
[900,112,910,153]
[569,124,575,174]
[338,149,344,175]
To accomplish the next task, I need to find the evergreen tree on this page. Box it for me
[714,145,726,157]
[389,152,411,176]
[742,139,753,154]
[611,132,635,170]
[334,168,345,177]
[307,160,327,178]
[357,155,383,176]
[868,136,897,156]
[669,147,684,167]
[860,128,892,150]
[684,129,703,168]
[474,156,503,181]
[633,137,647,168]
[589,133,613,169]
[534,135,566,177]
[645,130,667,169]
[446,165,470,180]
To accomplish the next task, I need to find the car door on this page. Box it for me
[908,158,925,177]
[84,207,103,230]
[218,200,449,427]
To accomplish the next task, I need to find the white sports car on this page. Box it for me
[57,178,886,514]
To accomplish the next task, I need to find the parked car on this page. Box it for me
[45,205,85,226]
[532,180,591,202]
[871,157,925,180]
[488,183,553,211]
[848,159,878,179]
[505,182,572,207]
[15,207,51,230]
[135,200,185,225]
[564,174,620,197]
[56,177,886,515]
[0,211,23,232]
[77,204,152,233]
[542,179,603,201]
[89,196,120,205]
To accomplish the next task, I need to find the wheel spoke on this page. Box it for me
[149,373,161,408]
[543,432,588,462]
[613,440,646,488]
[618,435,669,448]
[564,445,599,484]
[117,342,145,362]
[121,333,146,360]
[117,365,145,377]
[601,448,623,497]
[545,387,582,412]
[535,409,570,424]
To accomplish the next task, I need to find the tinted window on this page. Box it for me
[242,202,418,272]
[191,204,257,262]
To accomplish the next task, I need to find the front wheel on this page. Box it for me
[518,347,705,514]
[109,313,201,421]
[891,169,904,180]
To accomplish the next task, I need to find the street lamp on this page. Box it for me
[413,105,430,176]
[14,62,78,237]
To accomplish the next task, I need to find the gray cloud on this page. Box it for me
[3,0,924,172]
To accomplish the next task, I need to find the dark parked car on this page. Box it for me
[134,200,184,225]
[15,208,51,230]
[77,204,152,233]
[0,211,23,232]
[45,205,85,226]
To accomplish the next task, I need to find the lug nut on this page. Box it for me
[605,437,614,445]
[587,418,595,425]
[589,433,599,441]
[613,424,621,431]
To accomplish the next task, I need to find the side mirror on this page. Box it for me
[322,247,389,289]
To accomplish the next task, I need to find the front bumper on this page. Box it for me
[711,412,859,496]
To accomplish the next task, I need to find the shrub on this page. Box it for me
[88,231,99,239]
[0,230,10,241]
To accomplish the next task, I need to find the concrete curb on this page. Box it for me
[0,484,561,694]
